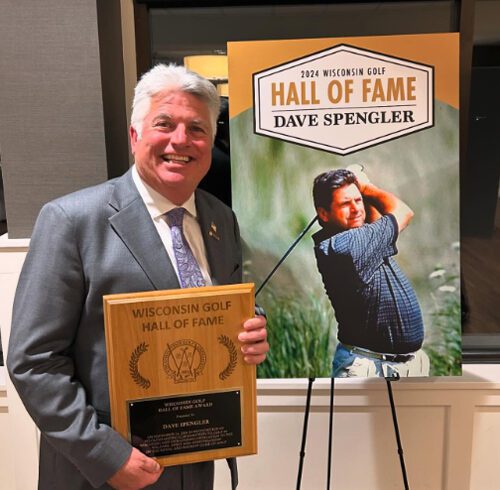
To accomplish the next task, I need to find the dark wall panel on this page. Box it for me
[462,66,500,236]
[0,1,123,238]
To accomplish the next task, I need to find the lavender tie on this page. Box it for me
[165,207,205,288]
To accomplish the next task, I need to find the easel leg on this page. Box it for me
[385,374,410,490]
[296,377,315,490]
[326,376,335,489]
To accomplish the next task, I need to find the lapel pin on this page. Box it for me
[209,222,220,240]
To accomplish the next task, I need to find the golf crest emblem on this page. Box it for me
[163,339,206,383]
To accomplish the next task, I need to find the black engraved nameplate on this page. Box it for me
[128,390,242,458]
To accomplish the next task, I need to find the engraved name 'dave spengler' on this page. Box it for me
[103,283,257,467]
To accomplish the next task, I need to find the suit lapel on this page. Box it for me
[108,170,180,291]
[196,190,225,286]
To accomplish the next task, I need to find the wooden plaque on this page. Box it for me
[103,283,257,467]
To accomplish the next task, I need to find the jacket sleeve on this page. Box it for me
[7,201,132,488]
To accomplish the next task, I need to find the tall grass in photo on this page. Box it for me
[256,291,335,379]
[424,246,462,376]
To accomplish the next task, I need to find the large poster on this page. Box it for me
[228,34,460,378]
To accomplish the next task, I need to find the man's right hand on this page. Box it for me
[346,164,414,232]
[107,447,163,490]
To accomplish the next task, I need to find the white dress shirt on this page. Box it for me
[131,165,212,286]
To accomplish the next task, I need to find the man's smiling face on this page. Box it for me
[130,89,213,204]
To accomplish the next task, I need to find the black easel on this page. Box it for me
[296,377,315,490]
[326,376,335,489]
[255,217,410,490]
[385,374,410,490]
[294,375,408,490]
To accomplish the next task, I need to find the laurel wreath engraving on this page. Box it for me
[218,335,238,381]
[129,342,151,389]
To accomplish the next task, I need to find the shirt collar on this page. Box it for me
[131,164,197,219]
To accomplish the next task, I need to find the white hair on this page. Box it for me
[131,63,221,140]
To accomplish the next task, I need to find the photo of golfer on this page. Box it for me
[228,34,461,379]
[312,165,430,377]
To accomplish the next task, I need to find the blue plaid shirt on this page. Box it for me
[313,214,424,354]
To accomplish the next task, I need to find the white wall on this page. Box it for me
[213,371,500,490]
[0,238,38,489]
[1,238,500,490]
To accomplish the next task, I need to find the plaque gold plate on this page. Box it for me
[103,283,257,467]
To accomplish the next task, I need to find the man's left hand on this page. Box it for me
[238,316,269,365]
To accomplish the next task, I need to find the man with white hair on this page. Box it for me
[8,64,268,490]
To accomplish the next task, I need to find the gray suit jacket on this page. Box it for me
[7,169,242,489]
